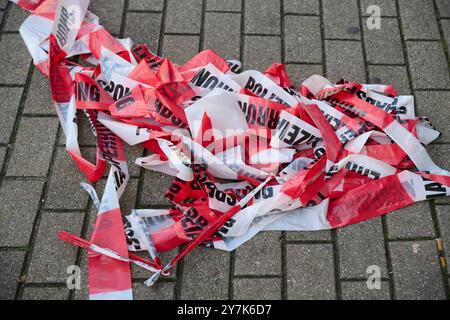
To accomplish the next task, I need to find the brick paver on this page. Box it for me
[0,0,449,300]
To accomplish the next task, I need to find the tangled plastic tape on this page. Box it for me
[11,0,450,299]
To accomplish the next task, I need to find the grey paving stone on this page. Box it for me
[234,232,282,276]
[124,144,144,178]
[338,218,388,278]
[406,41,450,90]
[285,16,322,63]
[435,206,450,267]
[286,244,335,299]
[22,287,70,300]
[27,211,84,283]
[325,40,365,83]
[24,70,55,115]
[133,281,175,300]
[245,0,280,35]
[0,34,31,84]
[206,0,241,11]
[73,251,89,299]
[233,278,282,300]
[243,36,281,71]
[285,64,323,86]
[6,117,58,177]
[368,65,411,95]
[0,251,25,299]
[442,19,450,48]
[4,3,29,31]
[89,0,125,35]
[341,281,391,300]
[286,229,331,242]
[0,179,44,246]
[129,0,164,11]
[0,147,6,169]
[181,246,230,299]
[0,87,22,143]
[415,91,450,143]
[45,147,94,210]
[165,0,202,34]
[436,0,450,18]
[284,0,319,15]
[360,0,397,16]
[363,18,404,64]
[390,240,446,299]
[398,0,440,40]
[323,0,360,40]
[125,12,162,52]
[203,12,241,59]
[162,35,200,65]
[428,145,450,205]
[387,202,435,239]
[139,170,173,206]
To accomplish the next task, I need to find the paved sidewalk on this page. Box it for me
[0,0,449,300]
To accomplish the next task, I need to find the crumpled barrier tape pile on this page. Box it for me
[12,0,450,300]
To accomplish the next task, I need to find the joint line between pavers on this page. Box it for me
[15,123,62,300]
